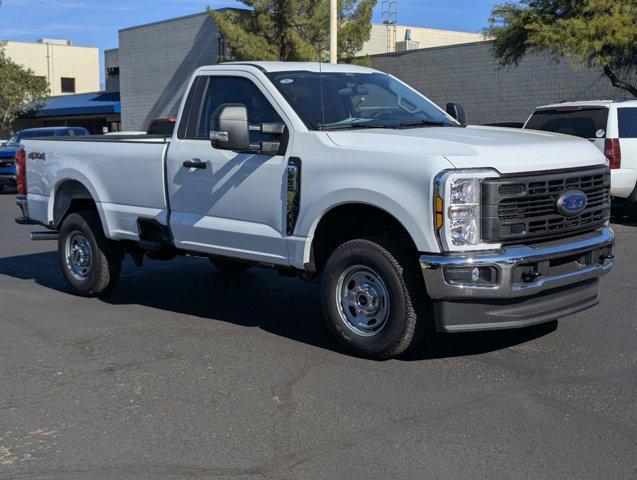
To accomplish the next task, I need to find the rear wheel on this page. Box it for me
[58,211,123,297]
[320,238,430,360]
[209,257,252,274]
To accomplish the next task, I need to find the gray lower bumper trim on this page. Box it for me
[434,279,599,332]
[420,227,614,300]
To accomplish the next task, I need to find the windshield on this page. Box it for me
[5,130,57,146]
[266,71,457,130]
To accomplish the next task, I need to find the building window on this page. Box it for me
[61,77,76,93]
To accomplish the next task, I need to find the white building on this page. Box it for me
[2,39,100,96]
[359,23,486,56]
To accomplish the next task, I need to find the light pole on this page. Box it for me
[329,0,337,64]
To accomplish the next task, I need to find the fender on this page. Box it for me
[294,188,438,268]
[48,171,105,230]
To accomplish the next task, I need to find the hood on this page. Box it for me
[326,125,606,174]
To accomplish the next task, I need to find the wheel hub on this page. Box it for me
[336,266,390,337]
[65,232,92,280]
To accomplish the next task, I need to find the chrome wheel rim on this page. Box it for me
[65,232,92,281]
[336,265,390,337]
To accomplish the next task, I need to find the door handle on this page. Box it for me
[183,160,207,169]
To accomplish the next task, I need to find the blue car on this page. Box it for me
[0,127,89,192]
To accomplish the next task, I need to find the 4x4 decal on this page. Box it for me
[28,152,46,161]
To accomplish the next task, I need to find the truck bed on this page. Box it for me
[22,136,171,241]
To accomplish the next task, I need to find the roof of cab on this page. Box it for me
[209,61,379,74]
[537,99,637,110]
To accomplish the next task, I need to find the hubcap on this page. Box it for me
[335,265,390,337]
[65,232,92,281]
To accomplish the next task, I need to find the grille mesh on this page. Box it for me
[482,168,610,244]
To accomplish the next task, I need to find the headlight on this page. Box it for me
[434,169,501,252]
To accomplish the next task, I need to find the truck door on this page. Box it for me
[167,73,291,265]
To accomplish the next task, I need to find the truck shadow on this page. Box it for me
[0,251,557,361]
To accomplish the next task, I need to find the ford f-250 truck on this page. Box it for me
[15,62,615,359]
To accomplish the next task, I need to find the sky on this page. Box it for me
[0,0,505,82]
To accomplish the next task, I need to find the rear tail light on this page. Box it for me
[604,138,621,169]
[16,148,27,195]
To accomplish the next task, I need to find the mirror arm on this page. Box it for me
[248,123,286,134]
[259,141,281,154]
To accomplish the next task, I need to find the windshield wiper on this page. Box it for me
[397,120,453,129]
[322,123,395,131]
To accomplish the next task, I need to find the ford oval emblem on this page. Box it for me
[556,190,588,216]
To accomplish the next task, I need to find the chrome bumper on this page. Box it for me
[420,227,614,300]
[0,174,16,186]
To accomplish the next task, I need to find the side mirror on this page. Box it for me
[446,102,466,124]
[210,103,251,151]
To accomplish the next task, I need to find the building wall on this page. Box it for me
[359,24,485,56]
[370,41,621,124]
[3,40,100,96]
[119,12,221,131]
[104,48,120,93]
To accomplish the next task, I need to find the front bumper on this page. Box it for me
[420,227,614,332]
[0,173,16,186]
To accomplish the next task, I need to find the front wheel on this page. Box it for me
[321,238,429,360]
[58,211,123,297]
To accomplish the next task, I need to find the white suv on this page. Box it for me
[525,100,637,205]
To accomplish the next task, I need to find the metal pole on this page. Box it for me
[329,0,337,64]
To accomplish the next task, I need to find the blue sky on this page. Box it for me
[1,0,504,82]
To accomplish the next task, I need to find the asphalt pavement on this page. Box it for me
[0,189,635,480]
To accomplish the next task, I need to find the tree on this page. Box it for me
[0,42,49,133]
[209,0,376,63]
[485,0,637,96]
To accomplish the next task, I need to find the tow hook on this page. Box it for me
[521,270,543,284]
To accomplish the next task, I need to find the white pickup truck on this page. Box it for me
[15,62,615,359]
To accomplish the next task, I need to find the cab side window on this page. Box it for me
[190,76,283,142]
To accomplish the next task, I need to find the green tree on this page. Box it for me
[0,42,49,133]
[209,0,376,63]
[486,0,637,96]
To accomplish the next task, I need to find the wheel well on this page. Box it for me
[53,180,97,228]
[310,204,418,272]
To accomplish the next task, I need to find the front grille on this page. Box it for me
[0,160,14,168]
[482,167,611,244]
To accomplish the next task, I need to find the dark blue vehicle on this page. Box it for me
[0,127,89,192]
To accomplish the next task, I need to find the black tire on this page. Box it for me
[0,185,4,193]
[209,257,252,273]
[58,211,123,297]
[320,238,430,360]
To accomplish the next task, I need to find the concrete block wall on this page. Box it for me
[119,12,221,131]
[370,41,622,124]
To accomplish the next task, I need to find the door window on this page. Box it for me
[618,108,637,138]
[191,76,283,143]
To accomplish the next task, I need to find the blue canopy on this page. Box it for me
[29,92,120,118]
